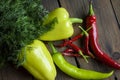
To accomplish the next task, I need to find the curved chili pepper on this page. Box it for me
[63,48,75,53]
[62,52,81,57]
[86,1,120,69]
[49,42,113,80]
[57,26,90,48]
[78,26,94,58]
[56,34,83,48]
[62,48,80,57]
[55,30,93,60]
[56,39,86,58]
[68,43,88,63]
[56,26,94,58]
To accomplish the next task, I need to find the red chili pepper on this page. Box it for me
[57,34,83,47]
[64,26,91,45]
[69,34,83,43]
[57,40,70,47]
[68,43,88,63]
[63,48,75,53]
[87,1,120,69]
[62,48,78,56]
[57,39,88,58]
[57,26,94,58]
[62,50,81,57]
[62,53,80,57]
[78,26,95,58]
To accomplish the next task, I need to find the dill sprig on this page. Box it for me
[0,0,55,67]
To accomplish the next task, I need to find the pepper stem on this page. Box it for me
[78,51,89,63]
[78,26,89,36]
[48,42,58,54]
[70,18,83,23]
[89,0,94,15]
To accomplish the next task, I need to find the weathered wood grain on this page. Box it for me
[42,0,59,11]
[59,0,120,80]
[77,0,120,80]
[0,64,33,80]
[111,0,120,28]
[110,0,120,79]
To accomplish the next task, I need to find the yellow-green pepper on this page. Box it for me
[19,40,56,80]
[39,8,83,41]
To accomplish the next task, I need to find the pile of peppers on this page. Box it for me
[19,1,120,80]
[35,1,120,80]
[57,1,120,70]
[62,1,120,69]
[17,7,83,80]
[2,1,120,80]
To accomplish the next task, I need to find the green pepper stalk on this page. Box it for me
[39,8,83,41]
[18,40,56,80]
[49,42,114,80]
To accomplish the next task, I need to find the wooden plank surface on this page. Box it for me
[0,0,120,80]
[111,0,120,27]
[110,0,120,79]
[58,0,120,80]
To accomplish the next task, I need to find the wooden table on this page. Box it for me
[0,0,120,80]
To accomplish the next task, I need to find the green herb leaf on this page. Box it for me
[0,0,55,66]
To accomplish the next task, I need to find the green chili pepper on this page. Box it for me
[39,8,83,41]
[18,40,56,80]
[49,42,114,80]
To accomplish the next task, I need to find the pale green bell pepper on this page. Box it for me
[19,40,56,80]
[39,8,83,41]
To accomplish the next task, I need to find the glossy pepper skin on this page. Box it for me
[86,2,120,69]
[19,40,56,80]
[49,42,113,80]
[39,8,83,41]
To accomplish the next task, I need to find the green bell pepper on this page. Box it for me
[18,40,56,80]
[39,8,83,41]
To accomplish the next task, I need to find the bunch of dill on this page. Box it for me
[0,0,52,67]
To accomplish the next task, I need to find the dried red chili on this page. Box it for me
[78,26,94,58]
[86,1,120,69]
[58,26,94,58]
[63,48,75,53]
[57,34,83,48]
[62,48,80,57]
[62,49,81,57]
[67,43,88,63]
[57,39,88,62]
